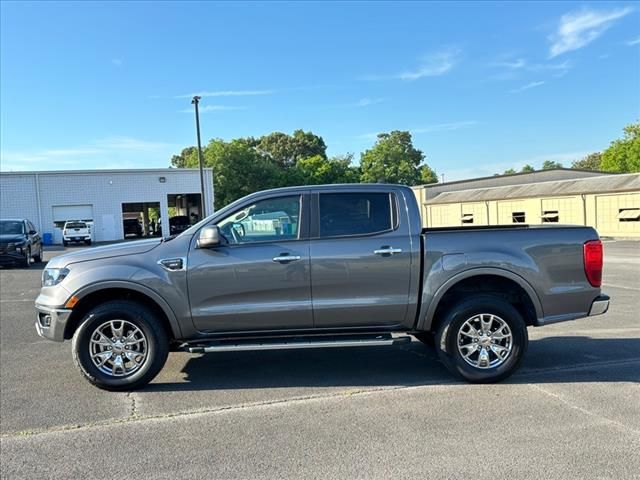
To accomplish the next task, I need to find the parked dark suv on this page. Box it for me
[0,218,43,267]
[123,219,143,238]
[169,215,190,235]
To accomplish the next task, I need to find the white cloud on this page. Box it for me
[1,137,176,171]
[492,56,572,78]
[362,47,461,81]
[492,58,527,69]
[510,81,545,94]
[627,36,640,46]
[412,121,478,134]
[549,7,634,58]
[179,105,248,113]
[175,90,273,99]
[355,97,385,107]
[95,136,172,151]
[356,121,477,141]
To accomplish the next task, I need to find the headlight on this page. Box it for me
[42,268,70,287]
[7,241,26,248]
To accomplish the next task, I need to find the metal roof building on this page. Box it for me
[0,168,214,244]
[412,171,640,238]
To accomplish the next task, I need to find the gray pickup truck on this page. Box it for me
[35,184,609,390]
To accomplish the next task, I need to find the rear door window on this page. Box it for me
[318,193,394,238]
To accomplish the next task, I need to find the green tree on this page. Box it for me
[503,168,517,175]
[420,164,438,184]
[572,152,602,171]
[257,130,327,167]
[601,122,640,173]
[170,146,199,168]
[521,164,535,172]
[360,131,436,185]
[542,160,563,170]
[290,154,359,185]
[178,139,280,207]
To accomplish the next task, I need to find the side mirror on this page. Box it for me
[197,225,223,248]
[29,230,37,235]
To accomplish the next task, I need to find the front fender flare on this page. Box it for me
[72,280,183,338]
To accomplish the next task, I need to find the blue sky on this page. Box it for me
[1,1,639,180]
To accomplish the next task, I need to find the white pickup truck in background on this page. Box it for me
[62,220,92,246]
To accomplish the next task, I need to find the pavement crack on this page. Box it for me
[127,392,139,418]
[529,384,640,436]
[0,382,455,440]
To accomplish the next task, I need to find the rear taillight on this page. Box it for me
[584,240,603,287]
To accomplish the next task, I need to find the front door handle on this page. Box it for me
[374,247,403,256]
[272,255,302,263]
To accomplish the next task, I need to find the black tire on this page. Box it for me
[33,245,42,263]
[22,247,31,268]
[85,239,92,245]
[72,300,169,391]
[413,331,435,347]
[435,295,528,383]
[63,240,68,247]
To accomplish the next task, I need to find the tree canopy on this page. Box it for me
[572,152,602,171]
[170,129,439,208]
[360,131,436,185]
[541,160,563,170]
[601,122,640,173]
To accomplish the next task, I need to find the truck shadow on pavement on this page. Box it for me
[146,336,640,392]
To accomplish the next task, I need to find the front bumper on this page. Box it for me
[588,294,610,316]
[35,304,72,341]
[63,236,91,242]
[0,252,27,265]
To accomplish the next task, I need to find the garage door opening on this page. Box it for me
[121,202,161,239]
[52,204,94,244]
[167,193,202,235]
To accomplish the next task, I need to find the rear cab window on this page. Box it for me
[318,192,396,238]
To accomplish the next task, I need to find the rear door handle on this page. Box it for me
[374,247,403,256]
[272,255,302,263]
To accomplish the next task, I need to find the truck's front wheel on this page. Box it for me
[71,300,169,391]
[435,295,528,383]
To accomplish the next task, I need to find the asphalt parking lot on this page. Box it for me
[1,241,639,479]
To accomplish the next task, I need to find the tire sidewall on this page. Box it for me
[436,296,528,383]
[72,301,168,390]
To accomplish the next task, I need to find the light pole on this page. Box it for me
[191,95,207,217]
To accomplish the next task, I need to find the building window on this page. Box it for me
[618,208,640,222]
[461,213,474,224]
[541,210,559,223]
[512,212,526,223]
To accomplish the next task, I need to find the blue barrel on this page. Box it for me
[43,233,53,245]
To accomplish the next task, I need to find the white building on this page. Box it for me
[0,168,214,244]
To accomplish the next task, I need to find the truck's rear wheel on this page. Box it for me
[72,300,169,391]
[435,295,528,383]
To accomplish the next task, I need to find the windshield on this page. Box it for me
[65,222,87,229]
[0,221,24,235]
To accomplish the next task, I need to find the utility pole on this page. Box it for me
[192,95,207,216]
[441,173,445,183]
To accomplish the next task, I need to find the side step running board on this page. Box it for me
[187,334,411,354]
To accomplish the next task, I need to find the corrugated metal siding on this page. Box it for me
[428,173,640,205]
[0,169,214,243]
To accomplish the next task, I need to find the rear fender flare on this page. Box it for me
[419,267,544,331]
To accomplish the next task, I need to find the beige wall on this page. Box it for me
[417,191,640,237]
